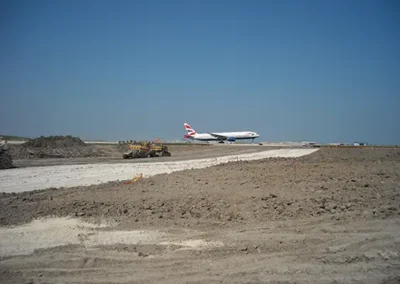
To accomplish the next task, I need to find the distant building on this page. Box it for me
[354,142,367,146]
[301,141,317,146]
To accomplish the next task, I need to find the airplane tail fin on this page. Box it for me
[184,123,196,136]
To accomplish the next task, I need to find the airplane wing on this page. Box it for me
[208,133,228,140]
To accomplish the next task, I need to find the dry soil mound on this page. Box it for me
[23,135,86,148]
[9,136,107,159]
[0,150,13,169]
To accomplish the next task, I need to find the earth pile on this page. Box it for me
[0,149,13,169]
[9,136,108,159]
[23,135,86,148]
[0,138,13,169]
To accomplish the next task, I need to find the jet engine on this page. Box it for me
[227,137,236,142]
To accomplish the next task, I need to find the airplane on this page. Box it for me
[183,122,260,143]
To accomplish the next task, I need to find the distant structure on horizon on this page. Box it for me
[301,141,317,147]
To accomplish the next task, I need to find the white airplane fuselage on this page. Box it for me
[183,123,260,142]
[188,132,257,141]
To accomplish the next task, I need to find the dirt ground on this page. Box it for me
[1,148,400,284]
[12,144,269,168]
[8,136,98,160]
[8,135,269,166]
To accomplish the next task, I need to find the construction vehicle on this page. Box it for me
[122,140,171,159]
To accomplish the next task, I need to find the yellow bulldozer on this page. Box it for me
[122,140,171,159]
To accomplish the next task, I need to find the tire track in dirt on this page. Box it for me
[1,218,399,284]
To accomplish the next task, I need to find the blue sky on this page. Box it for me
[0,0,399,144]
